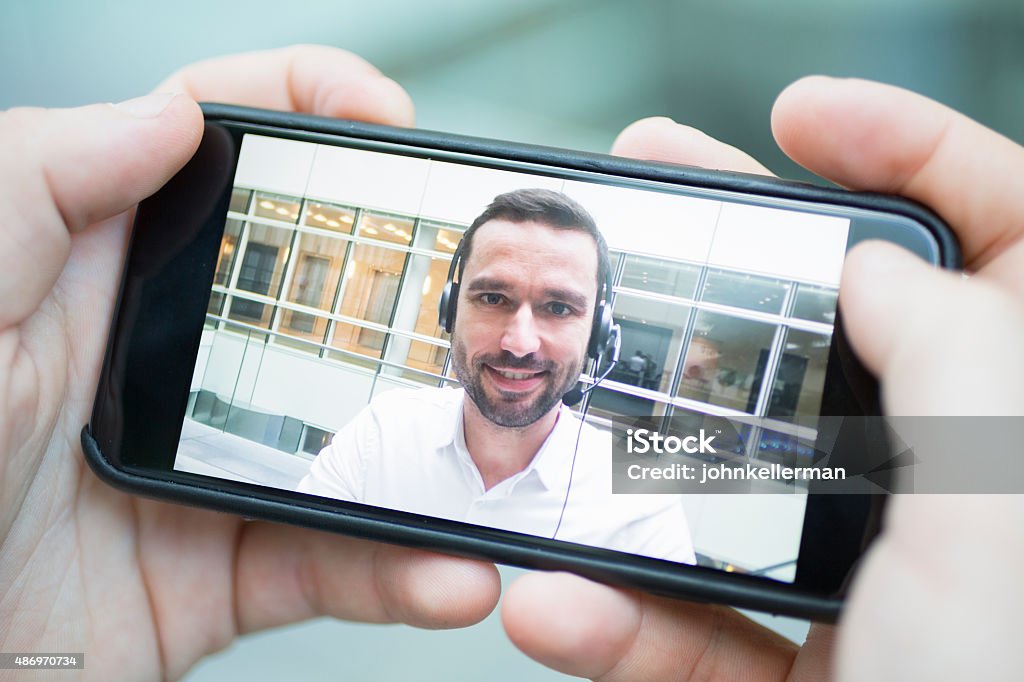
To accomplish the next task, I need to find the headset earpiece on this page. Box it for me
[586,268,616,359]
[587,302,613,359]
[437,241,464,334]
[438,280,458,334]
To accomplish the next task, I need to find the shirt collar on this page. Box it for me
[440,387,466,450]
[443,389,581,493]
[528,405,583,492]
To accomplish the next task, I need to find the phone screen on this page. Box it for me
[163,129,935,584]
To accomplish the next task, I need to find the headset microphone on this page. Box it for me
[562,325,621,406]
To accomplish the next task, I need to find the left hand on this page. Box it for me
[0,45,499,681]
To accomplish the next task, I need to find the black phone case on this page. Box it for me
[83,103,961,623]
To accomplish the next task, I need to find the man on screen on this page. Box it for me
[298,188,695,564]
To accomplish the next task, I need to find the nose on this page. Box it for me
[500,304,541,357]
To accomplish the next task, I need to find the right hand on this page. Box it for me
[502,76,1024,681]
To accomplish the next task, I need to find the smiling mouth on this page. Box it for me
[484,365,548,392]
[495,369,541,380]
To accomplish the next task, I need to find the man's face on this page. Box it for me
[451,219,599,428]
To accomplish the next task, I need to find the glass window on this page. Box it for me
[398,342,449,384]
[326,321,387,369]
[756,425,816,469]
[768,328,832,418]
[327,243,405,362]
[253,192,301,224]
[213,219,244,287]
[791,285,838,324]
[409,254,454,339]
[676,311,778,413]
[228,223,293,328]
[301,425,335,456]
[273,332,329,355]
[610,292,691,393]
[405,222,462,341]
[406,222,462,340]
[420,223,462,254]
[336,243,405,324]
[404,339,448,374]
[356,211,415,245]
[608,251,622,279]
[278,234,349,345]
[303,201,356,234]
[206,291,224,324]
[619,254,700,298]
[700,269,790,314]
[666,408,751,459]
[229,187,251,214]
[588,385,660,423]
[377,239,456,382]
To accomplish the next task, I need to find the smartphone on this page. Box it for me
[83,104,959,622]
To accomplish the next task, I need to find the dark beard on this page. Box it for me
[450,340,582,428]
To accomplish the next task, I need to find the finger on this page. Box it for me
[130,502,500,680]
[976,237,1024,300]
[772,76,1024,270]
[612,116,774,176]
[838,494,1024,681]
[0,94,202,328]
[233,521,501,633]
[157,44,415,126]
[502,572,806,681]
[840,241,1024,415]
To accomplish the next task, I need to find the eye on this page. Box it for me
[480,293,505,306]
[547,302,574,317]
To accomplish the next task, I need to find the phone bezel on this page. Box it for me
[84,104,960,622]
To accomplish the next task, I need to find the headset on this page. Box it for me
[437,237,621,405]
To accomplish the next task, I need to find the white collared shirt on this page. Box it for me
[297,386,695,564]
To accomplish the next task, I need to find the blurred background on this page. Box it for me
[4,0,1023,180]
[3,0,1022,679]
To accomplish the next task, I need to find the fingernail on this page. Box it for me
[112,92,178,118]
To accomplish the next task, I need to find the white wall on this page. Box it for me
[709,203,849,286]
[306,146,431,215]
[680,494,805,579]
[234,135,317,197]
[417,161,563,224]
[194,329,379,430]
[234,134,850,284]
[562,179,720,261]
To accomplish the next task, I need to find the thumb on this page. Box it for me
[840,241,1024,415]
[0,93,202,328]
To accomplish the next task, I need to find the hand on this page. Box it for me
[0,45,499,680]
[502,77,1024,681]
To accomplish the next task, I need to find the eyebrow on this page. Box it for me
[542,288,589,310]
[465,277,511,293]
[465,277,590,310]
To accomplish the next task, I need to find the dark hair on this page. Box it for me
[458,189,611,301]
